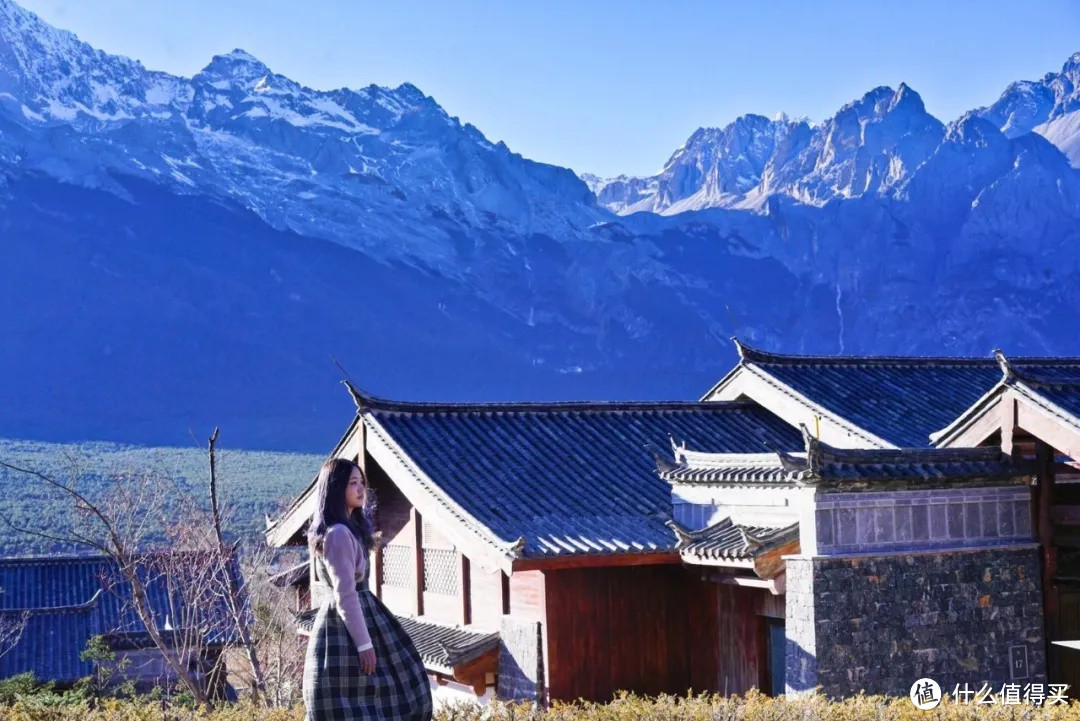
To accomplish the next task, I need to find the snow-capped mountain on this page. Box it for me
[974,52,1080,167]
[3,0,1080,451]
[589,54,1080,216]
[0,0,602,272]
[588,84,947,214]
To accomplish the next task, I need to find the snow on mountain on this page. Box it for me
[1034,111,1080,167]
[4,0,1080,451]
[975,52,1080,166]
[0,0,605,273]
[580,173,659,214]
[587,85,946,215]
[582,115,794,215]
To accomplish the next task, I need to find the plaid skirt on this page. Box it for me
[303,583,433,721]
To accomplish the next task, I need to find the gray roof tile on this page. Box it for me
[360,397,803,558]
[0,553,240,684]
[730,343,1080,447]
[674,518,798,562]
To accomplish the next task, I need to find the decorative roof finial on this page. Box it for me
[993,349,1015,383]
[732,336,750,361]
[646,444,678,474]
[665,519,693,549]
[504,536,526,557]
[737,525,764,552]
[340,379,369,411]
[331,355,374,411]
[730,336,771,364]
[798,423,824,475]
[668,434,687,462]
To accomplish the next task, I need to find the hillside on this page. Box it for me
[0,438,321,555]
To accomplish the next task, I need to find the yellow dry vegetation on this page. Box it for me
[4,690,1080,721]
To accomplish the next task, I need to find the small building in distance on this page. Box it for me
[0,553,240,697]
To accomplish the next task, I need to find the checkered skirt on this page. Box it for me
[303,579,433,721]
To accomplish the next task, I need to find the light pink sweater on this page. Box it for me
[317,524,373,652]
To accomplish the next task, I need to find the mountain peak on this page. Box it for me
[889,82,926,114]
[198,48,272,83]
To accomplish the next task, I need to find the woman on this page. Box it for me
[302,458,433,720]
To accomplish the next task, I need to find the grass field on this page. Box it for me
[0,438,324,555]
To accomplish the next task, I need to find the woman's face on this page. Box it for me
[345,466,366,512]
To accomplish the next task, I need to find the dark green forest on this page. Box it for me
[0,438,324,555]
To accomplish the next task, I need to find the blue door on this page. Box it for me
[768,620,786,696]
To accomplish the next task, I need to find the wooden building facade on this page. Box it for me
[265,389,804,703]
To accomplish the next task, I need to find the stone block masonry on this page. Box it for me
[497,617,545,702]
[786,545,1045,698]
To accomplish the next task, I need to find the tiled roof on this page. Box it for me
[293,609,499,674]
[720,343,1080,448]
[794,444,1026,485]
[659,427,1026,488]
[0,593,101,682]
[658,452,795,486]
[1005,362,1080,424]
[361,397,804,558]
[672,518,798,563]
[269,562,308,589]
[396,616,500,672]
[0,553,240,684]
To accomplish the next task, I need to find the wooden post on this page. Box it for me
[356,422,367,473]
[1037,441,1059,681]
[373,543,384,600]
[501,571,510,615]
[1001,395,1017,458]
[459,553,472,625]
[412,507,424,616]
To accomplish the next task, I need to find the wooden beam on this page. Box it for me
[413,508,424,616]
[511,551,680,571]
[459,552,472,626]
[752,540,799,580]
[452,648,500,695]
[1018,402,1080,464]
[1037,441,1060,682]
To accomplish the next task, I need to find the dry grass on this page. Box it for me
[2,690,1080,721]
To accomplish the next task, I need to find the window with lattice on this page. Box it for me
[381,545,411,588]
[422,548,458,595]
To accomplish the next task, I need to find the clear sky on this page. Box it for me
[16,0,1080,178]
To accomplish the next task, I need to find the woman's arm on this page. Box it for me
[323,525,373,652]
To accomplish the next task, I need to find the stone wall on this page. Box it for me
[784,557,818,694]
[786,545,1045,697]
[497,617,545,702]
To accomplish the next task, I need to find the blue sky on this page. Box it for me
[17,0,1080,177]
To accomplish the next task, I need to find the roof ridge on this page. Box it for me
[0,549,226,566]
[356,396,764,415]
[1,589,103,615]
[734,340,1080,367]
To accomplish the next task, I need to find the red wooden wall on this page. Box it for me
[542,564,726,703]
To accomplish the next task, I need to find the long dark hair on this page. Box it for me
[307,458,377,555]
